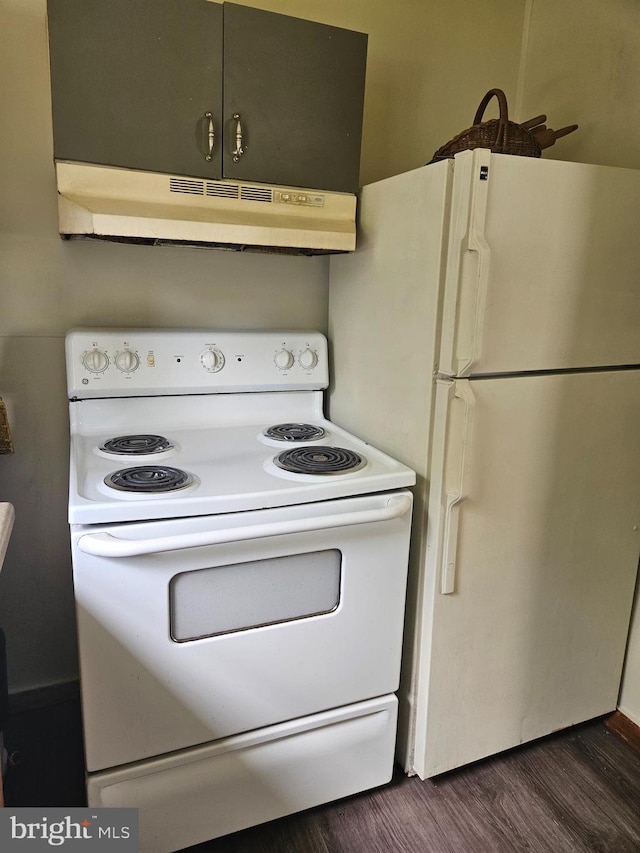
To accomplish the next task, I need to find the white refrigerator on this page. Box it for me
[328,149,640,779]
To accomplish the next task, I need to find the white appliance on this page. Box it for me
[328,149,640,779]
[55,162,357,254]
[66,329,415,852]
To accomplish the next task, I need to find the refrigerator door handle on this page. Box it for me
[439,150,492,378]
[441,495,463,595]
[441,380,476,594]
[458,152,491,376]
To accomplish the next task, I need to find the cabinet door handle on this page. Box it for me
[232,113,245,161]
[205,112,215,161]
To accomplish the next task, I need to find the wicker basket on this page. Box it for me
[429,89,542,163]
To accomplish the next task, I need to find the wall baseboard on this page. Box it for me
[8,680,80,715]
[605,710,640,753]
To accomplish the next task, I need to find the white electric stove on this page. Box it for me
[66,329,415,853]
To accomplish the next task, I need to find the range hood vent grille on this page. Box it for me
[240,186,273,203]
[205,183,240,200]
[170,178,273,204]
[169,178,205,196]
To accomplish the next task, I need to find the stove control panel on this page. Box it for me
[66,330,329,398]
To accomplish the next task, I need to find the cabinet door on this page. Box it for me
[223,4,367,193]
[47,0,223,178]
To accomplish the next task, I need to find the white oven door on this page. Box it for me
[71,490,412,772]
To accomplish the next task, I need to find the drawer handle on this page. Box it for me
[232,113,245,161]
[77,494,412,558]
[205,112,215,161]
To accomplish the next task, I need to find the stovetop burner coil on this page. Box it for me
[263,423,326,442]
[105,466,193,493]
[273,446,365,475]
[100,434,174,456]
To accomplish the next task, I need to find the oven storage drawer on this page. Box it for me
[88,695,398,853]
[71,491,412,771]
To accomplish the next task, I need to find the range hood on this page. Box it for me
[55,162,357,254]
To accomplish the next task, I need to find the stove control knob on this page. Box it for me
[82,349,109,373]
[200,347,225,372]
[274,348,295,370]
[298,348,319,370]
[115,349,140,373]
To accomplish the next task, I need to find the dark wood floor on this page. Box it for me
[184,720,640,853]
[4,686,640,852]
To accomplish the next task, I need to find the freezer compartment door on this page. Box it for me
[410,369,640,777]
[88,695,398,853]
[439,150,640,376]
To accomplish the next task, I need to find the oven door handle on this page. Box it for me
[77,493,413,558]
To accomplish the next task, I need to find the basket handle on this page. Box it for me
[473,89,509,152]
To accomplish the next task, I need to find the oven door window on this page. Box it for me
[170,549,342,641]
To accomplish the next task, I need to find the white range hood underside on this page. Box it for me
[55,161,357,254]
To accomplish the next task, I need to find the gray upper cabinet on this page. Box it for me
[47,0,224,179]
[222,4,367,193]
[47,0,367,193]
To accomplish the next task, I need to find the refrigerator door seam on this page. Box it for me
[468,363,640,380]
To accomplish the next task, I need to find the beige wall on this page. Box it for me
[518,0,640,170]
[621,593,640,727]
